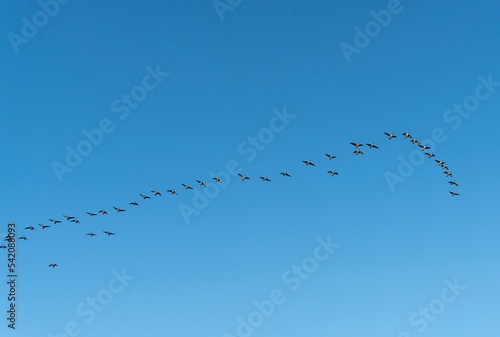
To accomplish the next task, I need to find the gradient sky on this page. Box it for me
[1,0,500,336]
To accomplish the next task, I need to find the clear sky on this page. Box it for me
[1,0,500,336]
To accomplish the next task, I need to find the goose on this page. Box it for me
[151,190,162,196]
[449,181,459,186]
[302,160,315,166]
[18,236,28,240]
[418,144,431,151]
[25,226,35,230]
[366,143,379,149]
[139,194,150,199]
[113,207,126,213]
[441,164,449,170]
[449,191,460,196]
[353,150,364,155]
[181,184,193,190]
[411,138,421,145]
[39,224,50,229]
[425,153,435,158]
[402,132,412,139]
[325,154,336,160]
[260,177,271,182]
[99,210,108,215]
[213,177,222,183]
[63,215,74,220]
[130,202,139,206]
[71,219,80,224]
[327,170,339,176]
[238,173,250,181]
[280,172,291,177]
[196,180,207,187]
[48,264,58,268]
[49,219,61,224]
[444,171,453,177]
[103,231,115,236]
[384,132,397,139]
[0,246,6,249]
[86,232,97,237]
[167,189,178,195]
[86,212,97,216]
[350,142,363,148]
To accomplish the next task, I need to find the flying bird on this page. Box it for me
[435,160,446,166]
[411,138,421,145]
[49,219,61,224]
[48,264,58,268]
[418,144,431,151]
[444,171,453,177]
[139,194,150,199]
[25,226,35,230]
[167,189,178,195]
[325,154,336,160]
[449,181,459,186]
[280,172,291,177]
[425,153,435,158]
[63,215,74,220]
[238,174,250,181]
[327,170,339,176]
[99,210,108,215]
[260,177,271,182]
[130,202,139,206]
[353,150,364,155]
[302,160,315,166]
[366,143,379,149]
[181,184,193,190]
[151,190,162,196]
[113,207,126,213]
[86,232,97,237]
[0,246,6,249]
[103,231,115,236]
[449,191,460,196]
[384,132,397,139]
[350,142,363,148]
[86,212,97,216]
[71,219,80,224]
[441,164,449,170]
[402,132,412,139]
[18,236,28,240]
[196,180,207,187]
[213,177,222,183]
[39,224,50,229]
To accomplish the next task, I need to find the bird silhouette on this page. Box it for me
[402,132,412,139]
[260,177,271,182]
[181,184,193,190]
[113,207,126,213]
[167,189,178,195]
[151,190,162,196]
[25,226,35,230]
[71,219,80,224]
[384,132,397,139]
[366,143,379,149]
[39,224,50,229]
[48,264,58,268]
[139,194,150,199]
[86,212,97,216]
[350,142,363,148]
[99,210,108,215]
[130,202,139,206]
[449,181,459,186]
[425,153,435,158]
[238,174,250,181]
[418,144,431,151]
[353,150,364,155]
[302,160,315,166]
[213,177,222,183]
[63,215,74,220]
[103,231,115,236]
[325,154,336,160]
[49,219,61,224]
[280,172,291,177]
[327,170,339,176]
[196,180,207,187]
[86,232,97,237]
[449,191,460,196]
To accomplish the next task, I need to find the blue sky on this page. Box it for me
[1,0,500,336]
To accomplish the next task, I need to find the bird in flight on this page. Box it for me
[435,160,446,166]
[71,219,80,224]
[151,190,162,196]
[167,189,178,195]
[441,164,449,170]
[260,177,271,182]
[213,177,222,183]
[353,150,364,155]
[327,170,339,176]
[449,181,459,186]
[139,194,150,199]
[86,232,97,237]
[99,210,108,215]
[238,174,250,181]
[0,246,6,249]
[350,142,363,148]
[196,180,206,187]
[425,153,435,158]
[366,143,379,149]
[103,231,115,236]
[302,160,315,166]
[444,171,453,177]
[63,215,74,221]
[181,184,193,190]
[402,132,412,139]
[384,132,397,139]
[113,207,126,213]
[19,236,28,240]
[411,138,421,145]
[39,224,50,229]
[418,144,431,151]
[86,212,97,216]
[49,219,61,224]
[25,226,35,230]
[48,264,58,268]
[280,172,291,177]
[325,154,336,160]
[130,202,139,206]
[449,191,460,196]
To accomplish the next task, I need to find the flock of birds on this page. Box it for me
[2,132,461,267]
